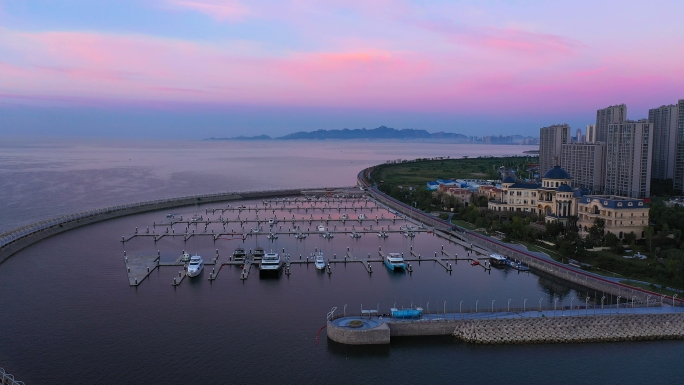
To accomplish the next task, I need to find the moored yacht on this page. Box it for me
[259,252,283,276]
[318,224,326,232]
[186,255,204,277]
[232,247,246,262]
[252,246,265,260]
[314,251,326,270]
[384,252,406,271]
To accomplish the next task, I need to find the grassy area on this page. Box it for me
[516,241,563,261]
[618,280,681,296]
[451,218,476,230]
[371,156,534,186]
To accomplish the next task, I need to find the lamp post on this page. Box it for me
[646,295,651,308]
[460,301,463,316]
[617,296,621,314]
[632,296,636,314]
[539,298,543,312]
[523,299,527,317]
[585,297,589,316]
[476,300,479,314]
[674,294,679,307]
[554,298,558,317]
[570,297,575,317]
[661,295,666,306]
[601,296,605,315]
[508,299,511,312]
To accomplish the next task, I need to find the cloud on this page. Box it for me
[417,20,583,56]
[167,0,249,21]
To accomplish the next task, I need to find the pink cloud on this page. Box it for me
[167,0,249,21]
[1,27,683,116]
[417,20,582,56]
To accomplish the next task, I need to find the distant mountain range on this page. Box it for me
[207,126,470,141]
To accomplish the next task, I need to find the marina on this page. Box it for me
[119,195,499,286]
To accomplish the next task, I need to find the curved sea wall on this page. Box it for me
[328,314,684,345]
[0,187,347,265]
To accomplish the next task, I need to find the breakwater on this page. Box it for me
[0,187,350,265]
[328,313,684,345]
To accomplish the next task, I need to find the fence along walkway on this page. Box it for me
[356,168,684,306]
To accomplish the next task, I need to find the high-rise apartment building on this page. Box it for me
[586,124,596,143]
[561,142,606,193]
[605,120,653,198]
[539,124,571,175]
[596,104,626,142]
[575,128,582,143]
[648,104,679,180]
[675,99,684,191]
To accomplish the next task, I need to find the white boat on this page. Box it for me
[267,233,278,240]
[341,214,348,220]
[186,255,204,277]
[259,252,283,275]
[251,227,260,233]
[269,218,276,225]
[322,232,334,239]
[377,232,388,238]
[350,232,361,238]
[191,215,203,222]
[358,214,366,220]
[314,251,326,270]
[318,225,326,232]
[180,252,191,262]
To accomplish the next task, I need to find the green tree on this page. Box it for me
[644,227,655,251]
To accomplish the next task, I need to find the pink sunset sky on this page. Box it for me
[0,0,683,138]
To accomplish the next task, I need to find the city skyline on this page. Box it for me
[1,1,684,138]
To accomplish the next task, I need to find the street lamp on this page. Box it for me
[617,296,621,314]
[570,297,575,317]
[554,298,558,317]
[523,299,527,316]
[601,296,605,315]
[476,300,479,314]
[646,295,652,308]
[508,299,511,312]
[674,294,679,307]
[539,298,543,312]
[585,297,589,316]
[632,296,636,314]
[661,295,666,306]
[460,301,463,315]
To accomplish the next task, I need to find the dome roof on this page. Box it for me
[543,166,572,180]
[502,176,516,183]
[556,184,574,192]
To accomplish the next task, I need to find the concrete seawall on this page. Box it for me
[328,313,684,345]
[0,187,349,265]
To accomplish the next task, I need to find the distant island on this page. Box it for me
[206,126,538,144]
[207,126,465,141]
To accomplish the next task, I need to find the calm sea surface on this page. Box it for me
[1,139,682,385]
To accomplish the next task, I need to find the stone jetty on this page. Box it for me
[328,313,684,345]
[456,313,684,344]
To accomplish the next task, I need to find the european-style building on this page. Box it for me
[488,165,649,240]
